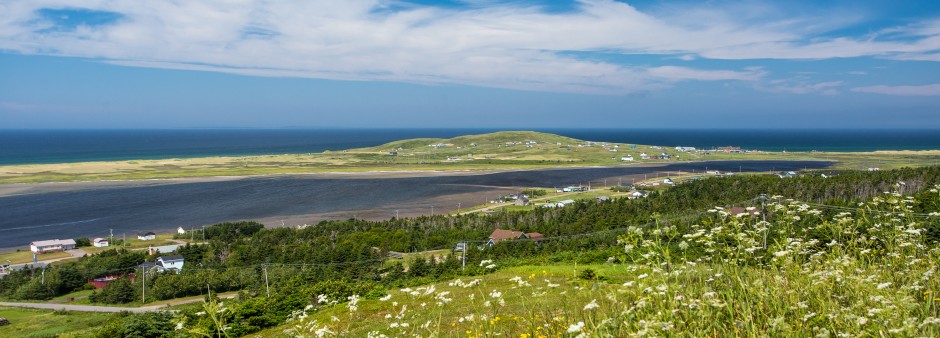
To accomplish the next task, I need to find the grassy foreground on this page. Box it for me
[0,307,109,337]
[2,131,939,184]
[251,189,940,337]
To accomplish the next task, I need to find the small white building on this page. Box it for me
[93,238,109,247]
[177,227,186,235]
[137,232,156,241]
[30,239,76,253]
[157,255,185,272]
[621,155,634,161]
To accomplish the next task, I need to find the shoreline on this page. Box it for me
[0,162,675,197]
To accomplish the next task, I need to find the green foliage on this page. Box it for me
[75,237,91,247]
[90,278,137,304]
[520,188,547,197]
[95,312,177,338]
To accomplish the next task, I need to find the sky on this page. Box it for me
[1,0,939,129]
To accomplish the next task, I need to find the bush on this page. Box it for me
[90,278,137,304]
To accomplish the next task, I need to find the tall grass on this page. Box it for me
[232,185,940,337]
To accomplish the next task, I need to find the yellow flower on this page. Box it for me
[520,334,530,338]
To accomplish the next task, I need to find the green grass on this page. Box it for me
[5,130,936,184]
[0,250,71,265]
[0,307,112,337]
[253,191,940,337]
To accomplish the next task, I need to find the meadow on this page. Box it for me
[2,131,938,184]
[251,188,940,337]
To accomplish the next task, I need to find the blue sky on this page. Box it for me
[1,0,939,129]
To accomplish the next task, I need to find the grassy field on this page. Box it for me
[0,307,110,337]
[79,234,181,255]
[252,192,940,337]
[0,250,71,265]
[2,131,938,184]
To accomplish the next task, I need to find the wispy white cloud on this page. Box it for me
[757,78,844,95]
[851,84,940,96]
[0,1,938,94]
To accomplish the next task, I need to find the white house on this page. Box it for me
[93,238,109,247]
[621,155,634,161]
[663,178,675,185]
[157,255,185,272]
[30,239,76,254]
[629,191,649,199]
[137,232,156,241]
[640,153,650,160]
[555,199,576,207]
[177,227,186,235]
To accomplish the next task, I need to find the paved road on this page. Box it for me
[0,301,173,313]
[0,293,237,313]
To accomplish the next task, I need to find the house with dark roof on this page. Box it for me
[137,232,156,241]
[158,255,185,272]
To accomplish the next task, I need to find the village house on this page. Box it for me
[177,227,186,235]
[628,190,649,199]
[30,239,76,254]
[487,229,544,246]
[158,255,185,272]
[640,153,650,160]
[137,232,156,241]
[93,238,109,247]
[515,196,530,206]
[621,155,634,161]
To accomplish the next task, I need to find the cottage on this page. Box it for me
[177,227,186,235]
[157,255,185,272]
[640,153,650,160]
[629,190,649,199]
[663,178,675,185]
[30,239,76,254]
[93,238,109,247]
[515,196,530,206]
[555,199,576,207]
[487,229,543,245]
[137,232,156,241]
[87,275,125,289]
[621,155,634,161]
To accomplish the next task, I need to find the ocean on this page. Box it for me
[1,129,939,165]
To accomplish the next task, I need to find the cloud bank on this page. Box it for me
[1,0,939,94]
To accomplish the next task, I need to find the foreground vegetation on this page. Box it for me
[266,192,940,336]
[2,131,939,184]
[2,166,940,337]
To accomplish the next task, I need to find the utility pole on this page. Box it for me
[142,267,146,303]
[263,264,270,297]
[395,210,399,219]
[430,206,434,216]
[461,239,466,271]
[110,229,114,246]
[41,269,45,285]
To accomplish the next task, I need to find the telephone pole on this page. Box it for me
[263,264,270,297]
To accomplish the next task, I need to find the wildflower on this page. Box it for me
[877,282,892,290]
[379,294,392,301]
[490,290,502,298]
[479,259,493,266]
[567,321,585,333]
[583,299,599,311]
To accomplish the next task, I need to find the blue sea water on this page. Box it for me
[1,129,939,165]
